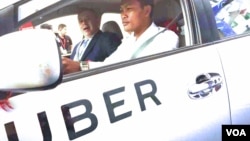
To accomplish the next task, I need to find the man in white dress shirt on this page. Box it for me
[63,0,179,73]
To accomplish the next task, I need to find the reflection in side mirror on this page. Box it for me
[0,29,62,92]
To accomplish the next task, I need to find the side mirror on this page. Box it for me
[0,29,62,92]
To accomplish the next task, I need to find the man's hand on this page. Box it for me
[62,57,81,74]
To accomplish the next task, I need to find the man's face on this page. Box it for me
[78,11,100,38]
[59,27,67,36]
[120,0,150,33]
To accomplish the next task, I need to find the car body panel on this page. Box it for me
[0,44,230,140]
[216,35,250,124]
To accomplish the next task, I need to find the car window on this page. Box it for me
[18,0,61,21]
[211,0,250,38]
[33,0,187,75]
[9,0,197,76]
[36,13,125,52]
[36,15,82,47]
[0,0,20,9]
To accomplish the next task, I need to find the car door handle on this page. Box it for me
[188,73,223,99]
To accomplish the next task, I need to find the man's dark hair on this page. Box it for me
[58,24,66,30]
[138,0,154,18]
[138,0,154,6]
[77,8,100,20]
[40,23,52,30]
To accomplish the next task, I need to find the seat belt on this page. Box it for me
[130,12,183,59]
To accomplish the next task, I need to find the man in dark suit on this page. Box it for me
[70,30,121,61]
[62,8,121,74]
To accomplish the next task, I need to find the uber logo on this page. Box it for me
[222,125,250,141]
[3,79,160,140]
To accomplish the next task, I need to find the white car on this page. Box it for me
[0,0,250,140]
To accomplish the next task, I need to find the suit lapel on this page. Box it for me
[80,30,102,61]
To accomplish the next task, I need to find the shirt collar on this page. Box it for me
[130,22,160,44]
[84,30,100,40]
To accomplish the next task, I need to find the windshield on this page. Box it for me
[18,0,60,21]
[0,0,20,9]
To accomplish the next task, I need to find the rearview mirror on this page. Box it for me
[0,29,62,92]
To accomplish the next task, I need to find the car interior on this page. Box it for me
[17,0,185,48]
[153,0,185,47]
[99,0,185,47]
[0,0,188,69]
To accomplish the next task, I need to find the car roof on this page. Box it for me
[49,0,179,16]
[0,0,21,9]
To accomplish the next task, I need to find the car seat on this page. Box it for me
[153,0,185,47]
[156,19,179,34]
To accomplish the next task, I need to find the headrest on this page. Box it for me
[156,19,179,34]
[102,21,123,39]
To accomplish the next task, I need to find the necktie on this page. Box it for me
[76,39,89,61]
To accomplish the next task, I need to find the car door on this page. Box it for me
[0,0,231,140]
[213,0,250,124]
[0,42,231,141]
